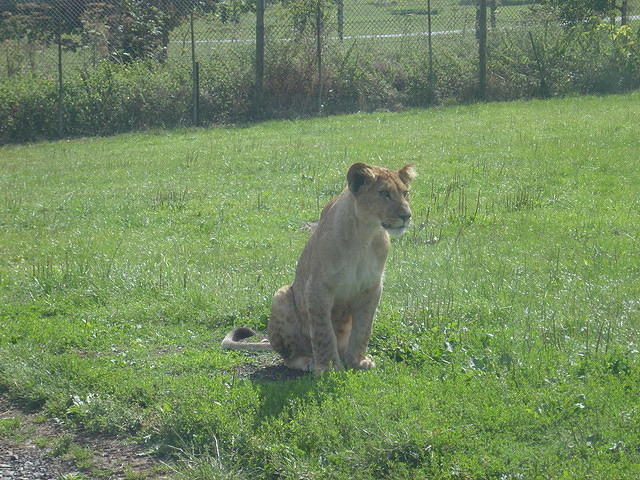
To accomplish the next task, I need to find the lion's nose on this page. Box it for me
[400,213,411,223]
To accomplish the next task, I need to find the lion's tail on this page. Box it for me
[221,327,273,351]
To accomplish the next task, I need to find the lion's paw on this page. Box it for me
[351,356,376,370]
[313,360,345,375]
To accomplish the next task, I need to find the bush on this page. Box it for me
[263,39,320,116]
[199,53,253,124]
[324,43,405,113]
[487,11,640,100]
[0,75,59,143]
[263,40,477,117]
[0,56,253,144]
[566,24,640,94]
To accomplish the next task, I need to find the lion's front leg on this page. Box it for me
[343,285,381,370]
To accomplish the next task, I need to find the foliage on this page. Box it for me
[0,75,59,143]
[541,0,624,25]
[0,0,243,62]
[98,0,219,62]
[277,0,336,36]
[0,56,253,142]
[0,0,86,43]
[487,5,640,98]
[569,22,640,92]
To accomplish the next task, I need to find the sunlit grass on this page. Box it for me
[1,92,639,479]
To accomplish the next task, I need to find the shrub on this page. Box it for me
[64,60,194,135]
[198,53,253,123]
[484,7,640,100]
[324,43,405,113]
[0,75,59,143]
[0,56,253,143]
[263,38,320,116]
[566,23,640,94]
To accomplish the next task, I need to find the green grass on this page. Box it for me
[1,92,639,479]
[0,416,25,440]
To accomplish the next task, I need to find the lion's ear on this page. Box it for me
[398,164,417,185]
[347,163,376,194]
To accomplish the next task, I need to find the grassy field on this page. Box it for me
[1,92,639,479]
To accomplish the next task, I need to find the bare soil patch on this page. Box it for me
[232,353,308,382]
[0,396,171,480]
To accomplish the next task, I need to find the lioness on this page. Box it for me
[222,162,416,374]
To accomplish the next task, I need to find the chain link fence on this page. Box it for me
[1,0,639,142]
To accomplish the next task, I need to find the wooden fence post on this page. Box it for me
[337,0,344,40]
[190,11,200,126]
[57,29,64,137]
[316,0,323,114]
[255,0,265,117]
[477,0,487,101]
[427,0,434,84]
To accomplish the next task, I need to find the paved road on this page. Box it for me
[177,14,640,45]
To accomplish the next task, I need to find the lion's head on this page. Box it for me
[347,162,416,236]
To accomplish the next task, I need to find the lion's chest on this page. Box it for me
[333,242,387,302]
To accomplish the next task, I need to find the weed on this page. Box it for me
[0,417,23,439]
[59,475,91,480]
[51,434,74,457]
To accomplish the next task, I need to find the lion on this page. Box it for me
[222,162,416,374]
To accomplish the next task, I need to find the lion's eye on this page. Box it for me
[403,190,410,199]
[379,190,391,200]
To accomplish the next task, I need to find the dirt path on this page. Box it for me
[0,396,172,480]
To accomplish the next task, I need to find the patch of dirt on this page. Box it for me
[0,396,172,480]
[0,440,73,480]
[233,353,308,382]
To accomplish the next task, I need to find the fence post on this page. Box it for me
[57,29,64,138]
[316,0,323,114]
[427,0,434,85]
[255,0,265,117]
[621,0,628,25]
[477,0,487,101]
[337,0,344,40]
[192,62,200,126]
[490,0,496,29]
[190,11,200,126]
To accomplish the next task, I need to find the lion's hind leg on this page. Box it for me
[268,285,313,372]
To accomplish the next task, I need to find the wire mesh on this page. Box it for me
[1,0,639,137]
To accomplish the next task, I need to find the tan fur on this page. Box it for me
[221,162,416,374]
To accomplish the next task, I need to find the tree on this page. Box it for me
[0,0,88,45]
[106,0,246,62]
[542,0,626,25]
[0,0,238,63]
